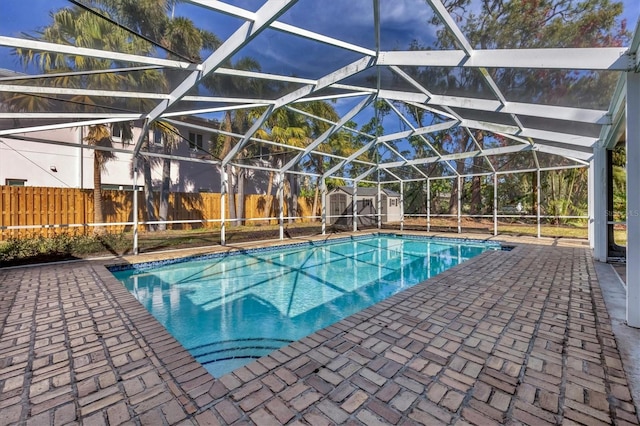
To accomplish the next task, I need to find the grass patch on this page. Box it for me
[1,221,629,267]
[0,223,324,267]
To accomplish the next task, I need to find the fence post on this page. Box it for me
[278,172,284,240]
[457,176,461,234]
[353,185,358,233]
[221,167,227,246]
[377,181,381,230]
[493,173,498,236]
[537,169,541,239]
[133,157,139,255]
[321,178,326,235]
[400,181,404,232]
[426,179,430,232]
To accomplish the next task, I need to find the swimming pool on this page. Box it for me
[110,234,499,377]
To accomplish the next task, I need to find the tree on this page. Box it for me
[153,121,181,231]
[254,100,349,222]
[612,143,626,222]
[542,168,588,224]
[155,16,218,231]
[256,107,309,222]
[12,6,164,233]
[205,57,263,226]
[86,0,219,231]
[85,125,116,233]
[409,0,629,214]
[285,100,342,221]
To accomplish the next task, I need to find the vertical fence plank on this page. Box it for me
[74,189,81,236]
[16,186,25,238]
[1,186,9,239]
[25,186,34,235]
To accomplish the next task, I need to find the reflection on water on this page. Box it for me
[112,236,496,377]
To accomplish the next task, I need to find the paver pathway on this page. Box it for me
[0,242,637,425]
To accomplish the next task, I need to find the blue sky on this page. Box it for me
[2,0,637,74]
[1,0,636,160]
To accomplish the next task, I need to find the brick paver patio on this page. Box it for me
[0,238,638,425]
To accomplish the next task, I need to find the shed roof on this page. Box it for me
[333,186,400,198]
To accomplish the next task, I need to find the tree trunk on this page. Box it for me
[448,180,458,216]
[287,172,298,224]
[226,163,237,226]
[93,151,105,235]
[449,172,464,215]
[142,158,157,231]
[470,175,482,214]
[237,168,245,226]
[549,172,558,225]
[312,177,320,221]
[284,179,292,224]
[221,111,240,227]
[470,132,483,215]
[265,171,274,219]
[157,155,171,231]
[311,159,324,222]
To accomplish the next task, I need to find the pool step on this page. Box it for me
[187,338,293,366]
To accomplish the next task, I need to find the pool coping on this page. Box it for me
[92,238,508,420]
[104,231,504,272]
[85,239,640,424]
[106,232,503,379]
[104,230,504,273]
[6,230,630,425]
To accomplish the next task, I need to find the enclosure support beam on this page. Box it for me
[457,176,462,234]
[427,179,431,232]
[377,181,382,230]
[400,181,405,232]
[493,173,498,236]
[588,158,595,248]
[626,70,640,327]
[278,173,285,240]
[77,128,84,189]
[536,170,541,239]
[133,0,298,155]
[220,167,227,246]
[133,157,139,255]
[321,178,327,235]
[353,185,358,233]
[592,146,608,261]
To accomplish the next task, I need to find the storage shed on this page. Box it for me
[327,186,401,226]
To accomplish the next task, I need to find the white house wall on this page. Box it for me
[0,121,269,194]
[0,127,91,188]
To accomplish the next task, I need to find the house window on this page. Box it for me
[390,198,398,207]
[189,132,203,152]
[5,178,26,186]
[112,126,123,142]
[153,129,164,146]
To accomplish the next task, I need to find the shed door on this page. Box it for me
[331,193,347,224]
[381,195,388,223]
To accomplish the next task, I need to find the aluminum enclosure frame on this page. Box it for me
[0,0,639,325]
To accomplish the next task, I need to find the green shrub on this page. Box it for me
[0,233,130,264]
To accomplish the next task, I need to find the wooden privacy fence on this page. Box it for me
[0,186,316,240]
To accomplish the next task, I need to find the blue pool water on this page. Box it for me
[111,235,499,377]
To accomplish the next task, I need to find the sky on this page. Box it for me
[3,0,637,75]
[0,0,638,121]
[1,0,637,167]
